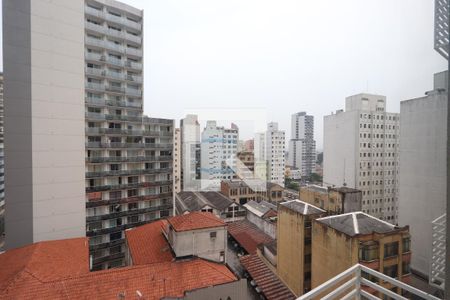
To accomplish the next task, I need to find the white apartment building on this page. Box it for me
[254,132,267,181]
[180,114,201,191]
[288,112,316,178]
[398,71,447,277]
[323,94,400,223]
[4,0,174,270]
[266,122,286,187]
[200,121,238,190]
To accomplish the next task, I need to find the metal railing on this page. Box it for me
[431,213,446,290]
[298,264,440,300]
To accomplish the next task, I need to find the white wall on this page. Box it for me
[4,0,86,249]
[398,91,447,276]
[323,110,358,188]
[171,226,227,262]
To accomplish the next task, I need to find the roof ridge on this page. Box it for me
[194,192,212,208]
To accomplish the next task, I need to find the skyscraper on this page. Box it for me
[254,132,267,181]
[200,121,238,190]
[288,112,316,178]
[323,93,400,223]
[4,0,174,270]
[266,122,286,187]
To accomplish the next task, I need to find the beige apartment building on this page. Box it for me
[277,200,326,296]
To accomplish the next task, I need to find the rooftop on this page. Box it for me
[176,191,234,213]
[222,179,282,191]
[302,184,328,194]
[329,186,361,194]
[0,237,90,296]
[228,220,274,254]
[168,211,226,232]
[240,254,295,300]
[280,199,326,215]
[316,212,403,237]
[244,200,277,218]
[1,258,237,299]
[125,220,174,265]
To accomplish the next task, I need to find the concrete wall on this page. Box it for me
[246,210,276,239]
[182,278,251,300]
[323,110,358,188]
[277,205,306,296]
[311,222,357,289]
[170,226,227,263]
[4,0,86,249]
[398,90,446,277]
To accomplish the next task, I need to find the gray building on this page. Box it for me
[323,94,400,223]
[4,0,174,270]
[288,112,316,178]
[180,114,201,191]
[398,71,447,278]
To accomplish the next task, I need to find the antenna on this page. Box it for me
[343,159,347,187]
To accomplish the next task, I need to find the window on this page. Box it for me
[402,261,411,274]
[110,232,122,241]
[210,231,217,239]
[160,210,170,217]
[402,237,411,253]
[359,242,379,261]
[384,242,399,258]
[383,264,398,278]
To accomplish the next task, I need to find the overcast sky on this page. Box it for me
[1,0,447,148]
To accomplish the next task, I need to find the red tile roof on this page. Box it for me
[1,258,237,300]
[241,254,295,300]
[228,220,274,254]
[125,219,174,265]
[0,237,90,294]
[168,211,226,232]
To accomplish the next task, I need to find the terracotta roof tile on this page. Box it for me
[228,220,274,254]
[0,258,237,300]
[168,211,226,232]
[125,220,174,265]
[240,254,295,300]
[0,237,89,293]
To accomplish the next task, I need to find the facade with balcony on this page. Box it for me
[84,0,173,270]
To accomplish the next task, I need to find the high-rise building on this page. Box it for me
[4,0,87,249]
[254,132,267,181]
[398,71,447,278]
[266,122,286,187]
[84,0,174,270]
[200,121,238,190]
[323,94,400,223]
[288,112,316,178]
[4,0,174,270]
[173,128,181,194]
[180,114,201,191]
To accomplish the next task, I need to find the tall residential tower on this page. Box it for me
[266,122,286,187]
[288,112,316,178]
[323,94,400,223]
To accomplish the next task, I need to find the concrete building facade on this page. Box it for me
[288,112,316,178]
[312,212,411,297]
[324,94,400,223]
[200,121,238,190]
[4,0,87,249]
[266,122,285,187]
[277,200,326,296]
[180,114,201,191]
[173,128,181,194]
[254,132,267,181]
[398,71,447,277]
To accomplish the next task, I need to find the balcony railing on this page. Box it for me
[125,60,142,70]
[297,264,440,300]
[430,213,446,290]
[126,47,143,57]
[126,88,142,97]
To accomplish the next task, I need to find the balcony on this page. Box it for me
[125,33,141,44]
[85,112,105,120]
[86,82,105,91]
[298,264,440,300]
[105,85,125,94]
[85,167,173,178]
[105,42,124,53]
[126,74,143,83]
[430,213,445,290]
[85,97,105,106]
[85,6,103,18]
[125,88,142,97]
[86,155,172,163]
[85,37,104,48]
[105,71,124,81]
[105,56,123,67]
[86,194,172,209]
[125,47,142,57]
[125,60,142,70]
[85,21,105,34]
[85,67,104,77]
[85,52,103,62]
[86,203,172,221]
[86,179,172,193]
